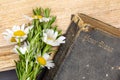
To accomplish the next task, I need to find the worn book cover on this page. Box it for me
[43,14,120,80]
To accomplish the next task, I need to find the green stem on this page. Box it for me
[26,59,28,72]
[15,8,59,80]
[42,44,51,55]
[18,38,21,47]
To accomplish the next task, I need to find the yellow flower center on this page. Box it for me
[47,37,53,40]
[10,37,16,42]
[37,57,46,66]
[14,30,26,36]
[32,15,42,19]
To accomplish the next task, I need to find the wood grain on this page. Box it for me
[0,0,120,71]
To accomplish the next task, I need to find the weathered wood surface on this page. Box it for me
[43,14,120,80]
[1,0,120,71]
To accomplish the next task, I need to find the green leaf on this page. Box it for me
[44,8,51,17]
[49,16,56,25]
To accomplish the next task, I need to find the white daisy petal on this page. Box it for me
[24,28,29,34]
[3,36,9,41]
[24,25,33,34]
[40,17,51,22]
[42,33,47,42]
[21,24,25,31]
[50,42,60,46]
[13,42,28,54]
[29,25,33,30]
[56,36,66,43]
[46,60,55,69]
[13,45,19,53]
[20,47,27,54]
[6,29,13,34]
[2,24,31,43]
[42,29,66,46]
[23,15,33,21]
[43,53,50,60]
[53,31,58,39]
[39,19,43,22]
[2,32,9,36]
[15,35,27,42]
[12,25,17,31]
[15,26,20,31]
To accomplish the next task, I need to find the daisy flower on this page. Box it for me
[42,29,66,46]
[2,24,33,43]
[13,42,28,54]
[2,29,16,44]
[24,15,51,22]
[37,53,55,69]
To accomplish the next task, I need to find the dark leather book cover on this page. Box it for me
[43,14,120,80]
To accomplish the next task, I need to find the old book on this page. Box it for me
[42,14,120,80]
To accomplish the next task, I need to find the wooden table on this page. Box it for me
[0,0,120,71]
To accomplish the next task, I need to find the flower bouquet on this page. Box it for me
[2,7,65,80]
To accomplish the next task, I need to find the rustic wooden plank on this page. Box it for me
[1,0,120,71]
[0,53,18,72]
